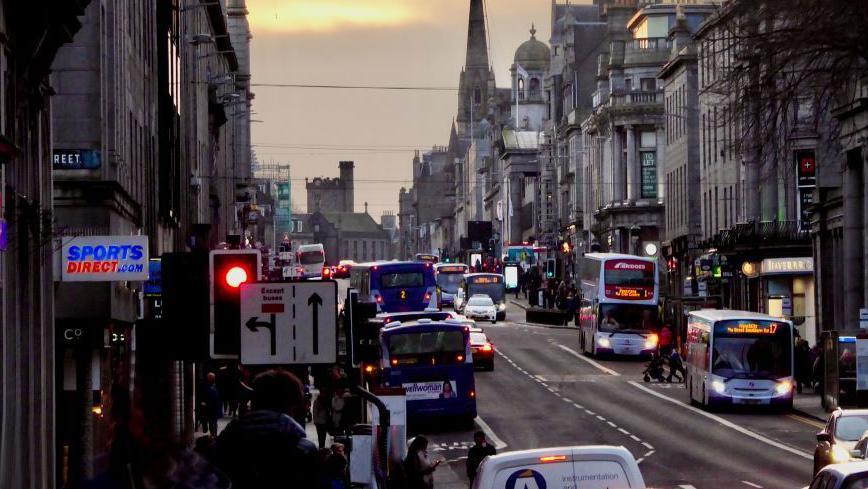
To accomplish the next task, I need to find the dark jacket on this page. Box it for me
[466,443,496,480]
[216,409,319,489]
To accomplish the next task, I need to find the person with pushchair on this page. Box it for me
[643,350,666,383]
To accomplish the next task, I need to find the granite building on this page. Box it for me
[306,161,354,213]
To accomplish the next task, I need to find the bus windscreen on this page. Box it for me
[387,330,465,364]
[468,279,505,302]
[436,273,463,293]
[712,320,791,379]
[598,304,659,333]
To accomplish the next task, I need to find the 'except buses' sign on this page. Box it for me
[61,235,149,282]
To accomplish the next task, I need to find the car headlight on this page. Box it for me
[775,380,793,395]
[832,444,852,463]
[498,303,506,311]
[711,380,727,394]
[644,334,658,350]
[597,337,611,348]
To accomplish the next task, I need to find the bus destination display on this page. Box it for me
[469,275,503,284]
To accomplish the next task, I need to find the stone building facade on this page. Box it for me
[306,160,354,213]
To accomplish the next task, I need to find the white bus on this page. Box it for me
[578,253,660,357]
[685,309,794,409]
[296,243,325,279]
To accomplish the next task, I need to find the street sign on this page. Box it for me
[239,281,337,365]
[860,308,868,329]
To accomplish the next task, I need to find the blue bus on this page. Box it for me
[379,319,477,424]
[350,261,438,313]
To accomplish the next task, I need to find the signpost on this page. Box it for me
[239,281,337,365]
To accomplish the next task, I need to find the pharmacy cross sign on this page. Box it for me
[239,281,337,365]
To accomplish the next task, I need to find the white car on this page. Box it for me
[464,294,497,323]
[471,445,645,489]
[804,460,868,489]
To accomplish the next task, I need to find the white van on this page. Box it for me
[296,243,325,279]
[471,446,645,489]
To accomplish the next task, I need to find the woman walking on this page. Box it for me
[404,435,442,489]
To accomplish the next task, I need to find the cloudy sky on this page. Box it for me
[247,0,559,218]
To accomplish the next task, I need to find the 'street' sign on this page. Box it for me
[61,235,149,281]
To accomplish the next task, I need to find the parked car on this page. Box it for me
[471,446,645,489]
[814,409,868,474]
[804,460,868,489]
[464,294,497,323]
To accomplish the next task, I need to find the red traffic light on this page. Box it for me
[225,266,249,288]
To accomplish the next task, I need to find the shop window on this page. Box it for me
[792,277,807,325]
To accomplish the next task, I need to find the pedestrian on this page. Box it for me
[466,431,496,484]
[404,435,442,489]
[312,383,332,448]
[215,369,320,489]
[659,324,674,356]
[794,338,811,394]
[201,372,222,436]
[667,348,686,383]
[330,382,352,436]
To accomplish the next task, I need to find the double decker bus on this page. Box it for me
[457,273,506,320]
[350,261,438,313]
[434,263,468,307]
[578,253,660,357]
[378,319,477,425]
[685,310,794,409]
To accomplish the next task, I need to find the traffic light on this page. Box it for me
[160,252,209,359]
[546,258,556,279]
[210,249,261,358]
[346,291,380,367]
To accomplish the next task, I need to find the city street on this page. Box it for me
[430,304,820,489]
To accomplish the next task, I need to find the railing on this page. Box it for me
[629,37,670,52]
[711,220,809,248]
[610,90,663,107]
[518,90,544,102]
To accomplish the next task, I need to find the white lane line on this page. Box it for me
[628,381,812,459]
[636,457,644,464]
[596,415,606,421]
[742,482,763,488]
[475,416,508,450]
[561,397,572,403]
[643,450,655,458]
[630,434,641,442]
[555,344,620,376]
[607,421,617,428]
[534,375,547,382]
[642,442,654,450]
[678,485,698,489]
[572,403,584,409]
[585,409,595,415]
[617,428,631,435]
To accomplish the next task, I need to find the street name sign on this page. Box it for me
[240,281,337,365]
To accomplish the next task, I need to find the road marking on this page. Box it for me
[629,381,812,459]
[585,409,595,415]
[642,442,654,450]
[636,457,644,464]
[555,344,620,376]
[618,427,631,435]
[630,434,641,442]
[742,482,763,488]
[596,415,606,421]
[678,485,698,489]
[572,403,584,409]
[787,413,826,429]
[643,450,655,458]
[607,421,617,428]
[475,416,507,450]
[534,375,547,381]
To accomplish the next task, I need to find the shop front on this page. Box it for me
[758,257,817,345]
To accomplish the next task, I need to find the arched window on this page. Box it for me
[474,88,482,104]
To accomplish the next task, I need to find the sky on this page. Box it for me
[247,0,559,219]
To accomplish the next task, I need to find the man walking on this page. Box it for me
[216,369,320,489]
[466,431,496,484]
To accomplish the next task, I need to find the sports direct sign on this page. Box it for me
[61,235,149,282]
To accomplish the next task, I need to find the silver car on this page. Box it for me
[464,294,497,323]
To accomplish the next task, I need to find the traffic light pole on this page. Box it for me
[349,384,391,488]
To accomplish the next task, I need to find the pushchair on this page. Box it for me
[643,350,666,383]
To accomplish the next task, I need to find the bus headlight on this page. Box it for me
[775,380,793,395]
[597,337,611,348]
[711,380,727,394]
[644,334,658,350]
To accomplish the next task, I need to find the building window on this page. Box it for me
[640,78,656,91]
[474,87,482,104]
[362,241,367,260]
[353,240,358,259]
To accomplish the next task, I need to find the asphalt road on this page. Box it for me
[427,303,820,489]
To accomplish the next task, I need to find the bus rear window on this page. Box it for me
[388,330,465,358]
[381,272,424,289]
[299,251,323,265]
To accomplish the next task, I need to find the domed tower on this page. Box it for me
[511,25,551,131]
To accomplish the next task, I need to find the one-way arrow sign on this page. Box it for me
[245,315,276,356]
[240,282,337,365]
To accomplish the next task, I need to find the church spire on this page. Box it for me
[465,0,489,70]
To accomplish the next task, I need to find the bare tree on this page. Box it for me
[702,0,868,165]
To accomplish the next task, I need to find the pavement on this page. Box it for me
[428,302,822,489]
